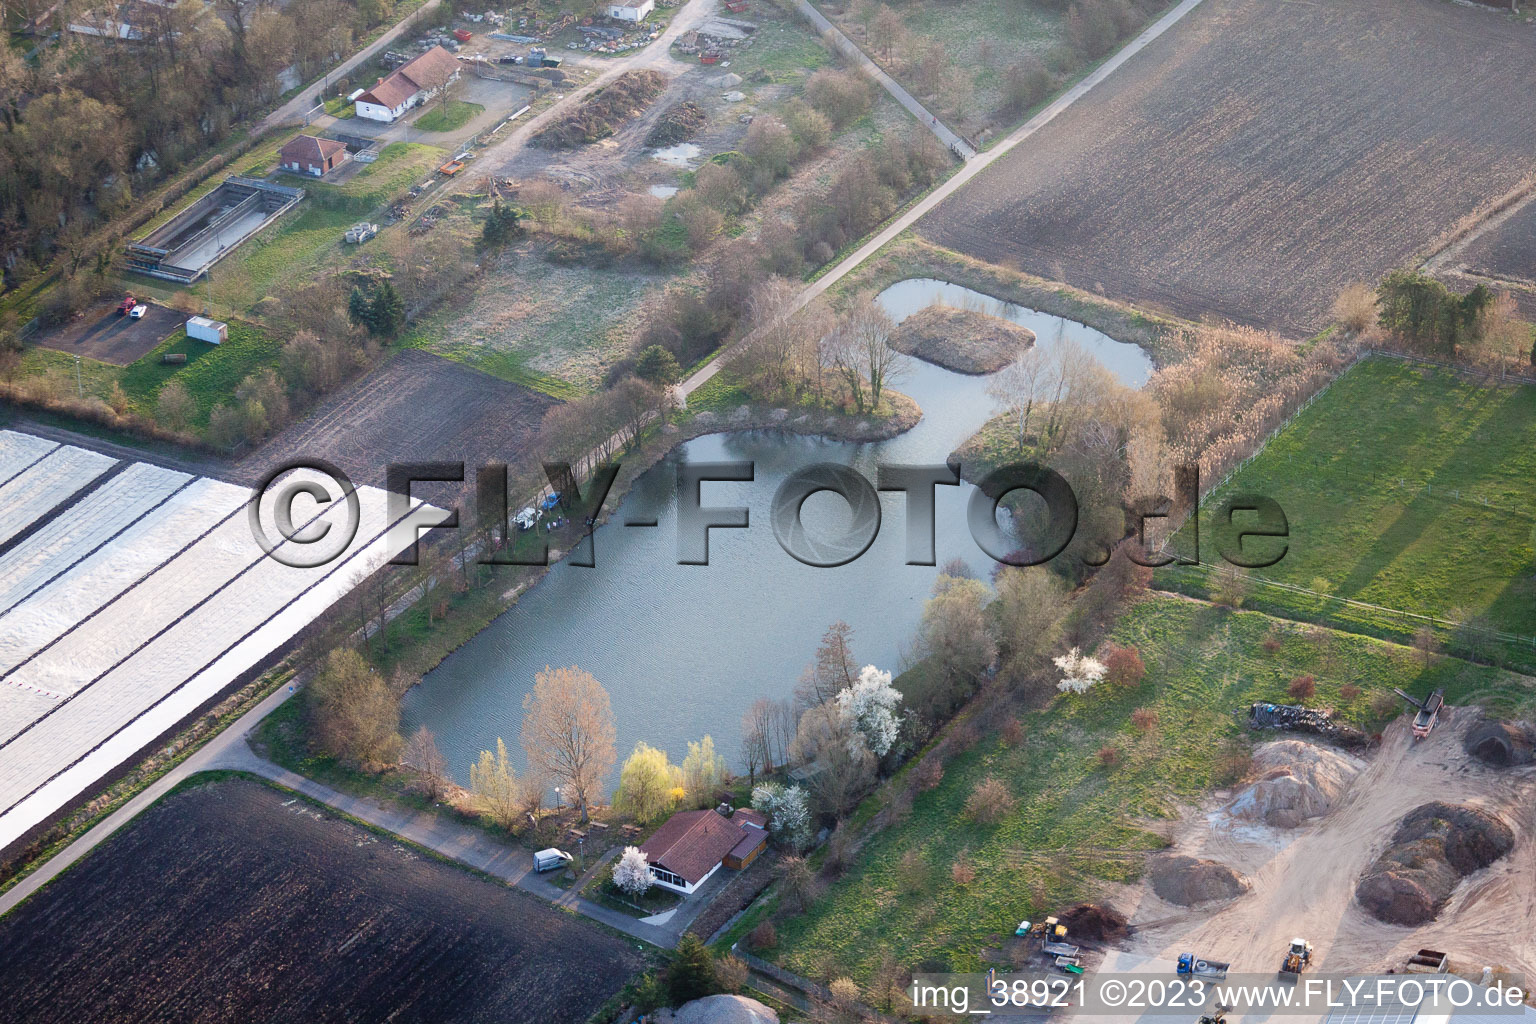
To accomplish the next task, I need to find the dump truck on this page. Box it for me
[1279,938,1313,978]
[1177,954,1230,979]
[1394,687,1445,740]
[1405,949,1448,973]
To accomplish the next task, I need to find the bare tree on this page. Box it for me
[521,665,617,822]
[307,648,402,764]
[987,345,1057,450]
[828,294,906,413]
[742,698,774,783]
[795,620,858,712]
[404,725,450,800]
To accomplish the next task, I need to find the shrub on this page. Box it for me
[1002,57,1051,116]
[805,68,875,128]
[829,977,862,1011]
[1103,645,1146,688]
[950,853,976,886]
[913,756,944,792]
[1096,744,1122,768]
[1211,569,1249,609]
[715,955,750,994]
[1000,717,1025,747]
[1288,675,1316,701]
[964,776,1016,825]
[1261,634,1283,654]
[747,920,778,951]
[1340,683,1362,701]
[1332,282,1377,334]
[1131,708,1159,732]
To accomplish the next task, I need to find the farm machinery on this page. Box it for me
[1015,917,1082,972]
[1393,687,1446,739]
[1279,937,1313,979]
[1197,1006,1233,1024]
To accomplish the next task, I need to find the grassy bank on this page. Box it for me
[764,595,1533,982]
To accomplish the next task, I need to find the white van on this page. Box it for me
[533,848,571,873]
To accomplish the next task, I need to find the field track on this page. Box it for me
[920,0,1536,335]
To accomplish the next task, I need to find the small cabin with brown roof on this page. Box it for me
[279,135,349,177]
[639,805,768,894]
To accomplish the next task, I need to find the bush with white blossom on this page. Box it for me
[751,782,812,851]
[613,845,653,896]
[1054,647,1106,693]
[835,664,904,757]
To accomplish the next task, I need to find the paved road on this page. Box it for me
[261,0,446,132]
[676,0,1209,399]
[792,0,975,159]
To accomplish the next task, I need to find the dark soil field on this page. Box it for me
[920,0,1536,335]
[0,777,643,1024]
[1461,199,1536,286]
[31,300,185,366]
[246,348,559,494]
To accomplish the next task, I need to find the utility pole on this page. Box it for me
[74,354,82,398]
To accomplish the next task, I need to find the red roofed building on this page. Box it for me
[356,46,462,123]
[279,135,349,177]
[640,806,768,894]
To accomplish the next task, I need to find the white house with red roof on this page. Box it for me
[355,46,462,123]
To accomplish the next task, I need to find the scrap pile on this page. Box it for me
[1247,703,1367,746]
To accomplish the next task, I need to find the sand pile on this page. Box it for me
[889,305,1036,374]
[1227,739,1363,827]
[1148,854,1249,906]
[1463,718,1536,767]
[1356,801,1515,925]
[1060,903,1129,942]
[665,995,778,1024]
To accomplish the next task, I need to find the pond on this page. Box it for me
[401,281,1153,785]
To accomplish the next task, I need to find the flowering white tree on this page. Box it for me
[613,845,653,896]
[835,664,903,757]
[1054,647,1107,694]
[751,782,812,851]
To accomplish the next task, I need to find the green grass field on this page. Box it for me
[762,595,1534,982]
[1159,358,1536,668]
[413,101,483,133]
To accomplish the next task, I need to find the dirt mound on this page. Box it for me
[1464,719,1536,767]
[646,102,708,147]
[1227,739,1362,827]
[1356,801,1516,926]
[889,304,1035,374]
[1148,854,1249,906]
[532,70,668,149]
[1060,903,1129,942]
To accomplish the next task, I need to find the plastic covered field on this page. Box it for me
[0,431,59,482]
[0,463,191,616]
[0,445,116,546]
[0,434,442,850]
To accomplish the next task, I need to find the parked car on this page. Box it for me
[128,304,148,319]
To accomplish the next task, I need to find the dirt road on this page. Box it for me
[1124,716,1536,978]
[471,0,716,180]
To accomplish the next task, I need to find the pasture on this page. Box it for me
[0,777,643,1024]
[919,0,1536,335]
[1160,358,1536,669]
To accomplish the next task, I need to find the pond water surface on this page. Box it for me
[402,281,1153,783]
